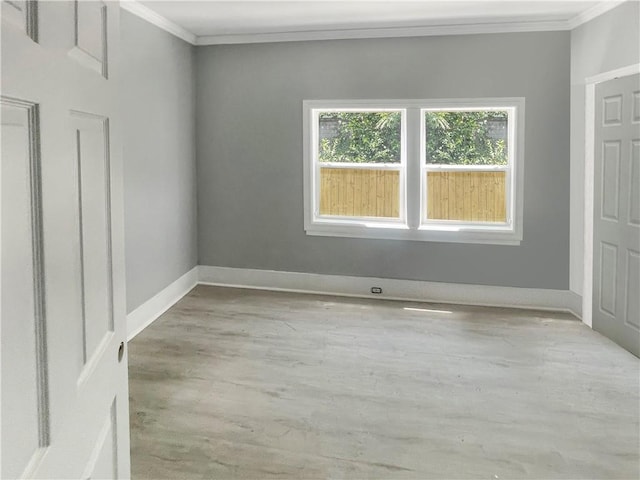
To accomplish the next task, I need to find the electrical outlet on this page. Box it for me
[371,287,383,294]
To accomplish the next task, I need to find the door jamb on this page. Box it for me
[582,63,640,327]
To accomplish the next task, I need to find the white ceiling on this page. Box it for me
[125,0,626,44]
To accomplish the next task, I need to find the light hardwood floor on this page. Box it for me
[128,285,639,479]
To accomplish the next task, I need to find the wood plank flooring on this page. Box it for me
[128,285,639,479]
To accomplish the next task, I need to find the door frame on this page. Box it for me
[582,63,640,327]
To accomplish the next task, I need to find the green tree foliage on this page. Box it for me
[318,112,401,163]
[318,110,508,166]
[425,111,508,165]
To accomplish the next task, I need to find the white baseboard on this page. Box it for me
[127,266,583,340]
[198,266,582,318]
[127,267,199,341]
[566,290,583,321]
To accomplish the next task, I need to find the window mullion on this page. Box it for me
[405,108,421,230]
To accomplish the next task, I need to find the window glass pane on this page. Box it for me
[319,167,400,218]
[319,112,401,164]
[424,111,508,165]
[424,110,509,223]
[425,170,507,222]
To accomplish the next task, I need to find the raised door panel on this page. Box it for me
[626,250,640,331]
[1,0,37,41]
[633,91,640,123]
[601,141,620,221]
[83,399,118,480]
[0,98,49,479]
[599,242,618,317]
[630,141,640,226]
[68,0,107,77]
[71,112,114,380]
[603,94,623,126]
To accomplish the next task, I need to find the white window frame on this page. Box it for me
[303,98,525,245]
[310,107,407,228]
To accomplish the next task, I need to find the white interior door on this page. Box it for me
[1,1,131,477]
[593,73,640,357]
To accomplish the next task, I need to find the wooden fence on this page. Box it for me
[319,167,506,222]
[426,171,506,222]
[319,168,400,218]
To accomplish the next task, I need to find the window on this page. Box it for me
[303,99,524,244]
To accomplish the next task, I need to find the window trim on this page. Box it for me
[303,98,525,245]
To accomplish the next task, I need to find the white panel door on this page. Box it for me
[1,1,130,478]
[593,73,640,357]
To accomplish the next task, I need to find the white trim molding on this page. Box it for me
[120,0,197,45]
[127,265,582,339]
[195,20,568,46]
[199,266,582,318]
[126,267,198,341]
[566,0,628,30]
[120,0,624,47]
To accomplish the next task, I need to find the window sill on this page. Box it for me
[305,221,522,245]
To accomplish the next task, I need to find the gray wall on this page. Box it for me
[196,32,571,289]
[569,1,640,295]
[121,11,197,312]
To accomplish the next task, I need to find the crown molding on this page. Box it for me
[120,0,628,47]
[195,20,569,46]
[566,0,628,30]
[120,0,197,45]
